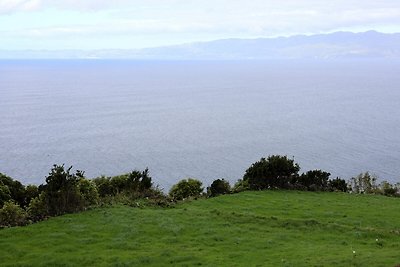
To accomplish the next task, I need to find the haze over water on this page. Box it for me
[1,60,399,189]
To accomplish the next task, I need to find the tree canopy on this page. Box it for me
[243,155,300,190]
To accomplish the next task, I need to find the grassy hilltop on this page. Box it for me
[1,190,399,266]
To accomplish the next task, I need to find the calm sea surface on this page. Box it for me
[1,60,399,189]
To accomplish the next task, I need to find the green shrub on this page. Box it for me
[243,155,300,190]
[294,170,330,191]
[43,165,84,216]
[169,178,203,200]
[0,173,26,207]
[78,179,99,206]
[27,192,48,222]
[379,181,398,196]
[208,179,230,197]
[93,176,114,197]
[0,201,28,227]
[232,179,249,193]
[328,177,348,192]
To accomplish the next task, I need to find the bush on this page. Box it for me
[93,176,114,197]
[126,168,153,193]
[43,165,85,216]
[27,193,48,222]
[232,179,249,193]
[379,181,398,196]
[295,170,330,191]
[169,178,203,200]
[0,173,26,207]
[0,201,28,227]
[94,169,154,198]
[208,179,230,197]
[243,155,300,190]
[78,179,99,206]
[328,177,348,192]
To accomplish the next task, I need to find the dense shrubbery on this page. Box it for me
[0,165,167,227]
[0,201,28,227]
[208,179,230,197]
[0,173,28,208]
[294,170,330,191]
[241,156,349,192]
[1,154,399,228]
[169,178,203,200]
[243,155,300,190]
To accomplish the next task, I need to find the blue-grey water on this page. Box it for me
[1,60,400,189]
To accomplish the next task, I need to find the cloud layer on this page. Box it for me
[1,0,399,49]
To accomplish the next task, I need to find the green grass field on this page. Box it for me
[1,191,399,266]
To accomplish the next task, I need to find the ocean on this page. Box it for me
[1,59,399,189]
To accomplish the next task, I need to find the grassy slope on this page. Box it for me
[0,191,399,266]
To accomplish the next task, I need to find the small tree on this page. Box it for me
[243,155,300,190]
[169,178,203,200]
[208,179,230,197]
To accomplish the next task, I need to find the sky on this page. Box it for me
[1,0,400,50]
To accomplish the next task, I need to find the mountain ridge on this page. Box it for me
[1,31,400,59]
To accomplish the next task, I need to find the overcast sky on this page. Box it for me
[1,0,400,50]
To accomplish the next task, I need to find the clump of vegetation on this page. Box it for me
[0,154,399,228]
[328,177,348,192]
[0,173,29,208]
[379,181,399,196]
[0,164,168,227]
[232,179,249,193]
[208,179,230,197]
[169,178,203,200]
[0,201,28,227]
[349,172,378,194]
[293,170,330,191]
[241,155,349,193]
[243,155,300,190]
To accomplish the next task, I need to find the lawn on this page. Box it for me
[0,191,399,266]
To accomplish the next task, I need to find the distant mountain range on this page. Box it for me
[1,31,400,60]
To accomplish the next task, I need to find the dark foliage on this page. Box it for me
[93,176,114,197]
[42,165,85,216]
[294,170,331,191]
[208,179,230,197]
[328,177,348,192]
[0,173,26,207]
[243,155,300,190]
[93,168,154,199]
